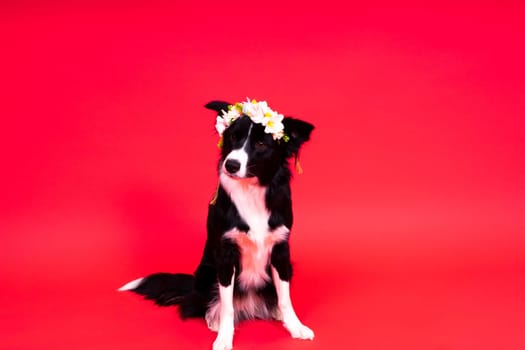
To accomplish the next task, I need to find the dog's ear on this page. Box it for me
[283,117,314,157]
[204,100,231,114]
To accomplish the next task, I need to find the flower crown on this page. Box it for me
[215,98,290,143]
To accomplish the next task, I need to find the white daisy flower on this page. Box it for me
[215,116,228,136]
[216,109,241,136]
[242,98,265,123]
[264,114,285,138]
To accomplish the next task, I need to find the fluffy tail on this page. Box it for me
[118,273,195,307]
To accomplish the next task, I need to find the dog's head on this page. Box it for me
[205,100,314,186]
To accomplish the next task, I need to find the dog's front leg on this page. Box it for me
[271,241,314,340]
[213,238,238,350]
[213,273,235,350]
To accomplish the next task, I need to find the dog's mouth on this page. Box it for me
[221,169,258,185]
[223,171,255,180]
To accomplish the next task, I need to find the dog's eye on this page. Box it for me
[255,141,267,151]
[230,133,238,142]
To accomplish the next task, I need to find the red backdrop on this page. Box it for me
[1,2,524,349]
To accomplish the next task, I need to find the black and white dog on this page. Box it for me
[119,99,314,350]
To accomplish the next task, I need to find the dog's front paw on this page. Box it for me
[213,337,233,350]
[284,321,315,340]
[212,333,233,350]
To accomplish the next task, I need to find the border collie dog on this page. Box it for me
[119,99,314,350]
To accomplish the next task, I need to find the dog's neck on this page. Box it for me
[219,172,269,233]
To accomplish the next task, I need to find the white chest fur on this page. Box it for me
[220,173,289,290]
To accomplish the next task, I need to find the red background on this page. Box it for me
[1,1,524,349]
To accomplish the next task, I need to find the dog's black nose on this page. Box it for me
[224,159,241,174]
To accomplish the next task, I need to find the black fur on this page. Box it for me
[120,100,314,321]
[131,273,194,306]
